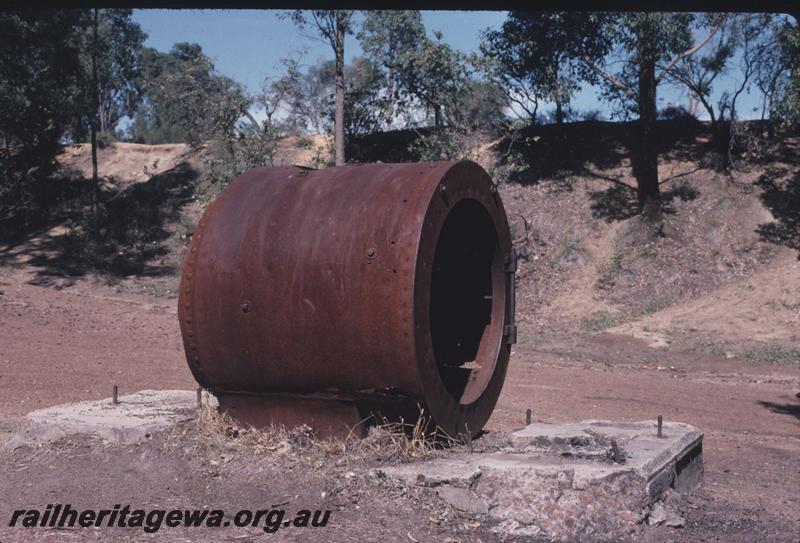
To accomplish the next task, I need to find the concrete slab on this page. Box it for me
[7,389,216,448]
[373,419,703,542]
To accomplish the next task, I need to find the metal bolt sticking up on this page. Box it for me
[610,439,622,463]
[112,385,119,405]
[657,415,663,438]
[526,408,532,425]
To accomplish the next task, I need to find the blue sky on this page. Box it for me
[132,9,770,123]
[132,10,506,91]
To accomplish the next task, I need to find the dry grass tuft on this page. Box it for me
[189,403,460,467]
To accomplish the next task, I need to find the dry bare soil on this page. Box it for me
[0,127,798,542]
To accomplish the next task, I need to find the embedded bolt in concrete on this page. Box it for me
[526,408,532,425]
[611,439,622,463]
[376,420,704,542]
[658,415,663,438]
[112,385,119,405]
[10,390,220,447]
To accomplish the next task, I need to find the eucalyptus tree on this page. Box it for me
[0,9,83,204]
[394,30,471,128]
[491,12,721,221]
[285,10,354,165]
[357,10,425,128]
[131,43,248,146]
[76,9,145,172]
[772,17,800,124]
[481,12,584,123]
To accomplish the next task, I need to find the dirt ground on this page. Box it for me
[1,131,799,541]
[0,261,798,542]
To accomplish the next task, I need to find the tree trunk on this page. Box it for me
[3,135,9,187]
[714,120,731,159]
[555,97,564,124]
[90,9,100,245]
[98,97,107,136]
[385,67,394,129]
[633,51,661,222]
[434,104,442,128]
[333,12,346,166]
[554,61,564,124]
[90,121,98,204]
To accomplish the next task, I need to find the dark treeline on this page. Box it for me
[1,9,799,225]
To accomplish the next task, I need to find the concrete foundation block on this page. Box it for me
[374,419,703,542]
[7,389,216,448]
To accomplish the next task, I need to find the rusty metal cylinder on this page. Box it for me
[179,161,515,438]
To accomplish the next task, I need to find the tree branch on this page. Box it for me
[656,20,721,83]
[668,69,717,123]
[580,166,637,190]
[659,166,703,184]
[581,55,637,100]
[242,109,262,132]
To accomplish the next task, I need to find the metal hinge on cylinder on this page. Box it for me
[504,250,518,346]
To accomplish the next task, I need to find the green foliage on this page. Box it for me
[459,80,508,131]
[277,57,334,135]
[202,134,273,203]
[360,13,505,134]
[667,14,738,126]
[486,12,706,218]
[0,10,84,208]
[285,10,353,47]
[481,12,588,122]
[772,18,800,124]
[485,12,703,116]
[395,31,471,127]
[357,11,425,128]
[72,9,145,140]
[408,129,468,162]
[277,56,387,139]
[342,57,390,137]
[284,11,354,165]
[129,43,249,145]
[358,11,424,72]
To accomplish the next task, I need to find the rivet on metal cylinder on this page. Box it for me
[178,161,516,439]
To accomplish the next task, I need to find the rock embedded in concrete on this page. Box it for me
[373,419,703,542]
[436,487,489,515]
[7,389,215,448]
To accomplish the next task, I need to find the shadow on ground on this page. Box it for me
[756,166,800,252]
[494,117,704,187]
[0,161,198,278]
[757,400,800,421]
[588,180,700,221]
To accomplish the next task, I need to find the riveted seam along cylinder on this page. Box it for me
[178,160,514,438]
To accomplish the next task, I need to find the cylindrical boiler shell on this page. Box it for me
[179,161,514,437]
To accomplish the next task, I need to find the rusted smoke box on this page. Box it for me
[179,161,516,438]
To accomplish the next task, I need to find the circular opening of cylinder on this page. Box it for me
[430,198,504,405]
